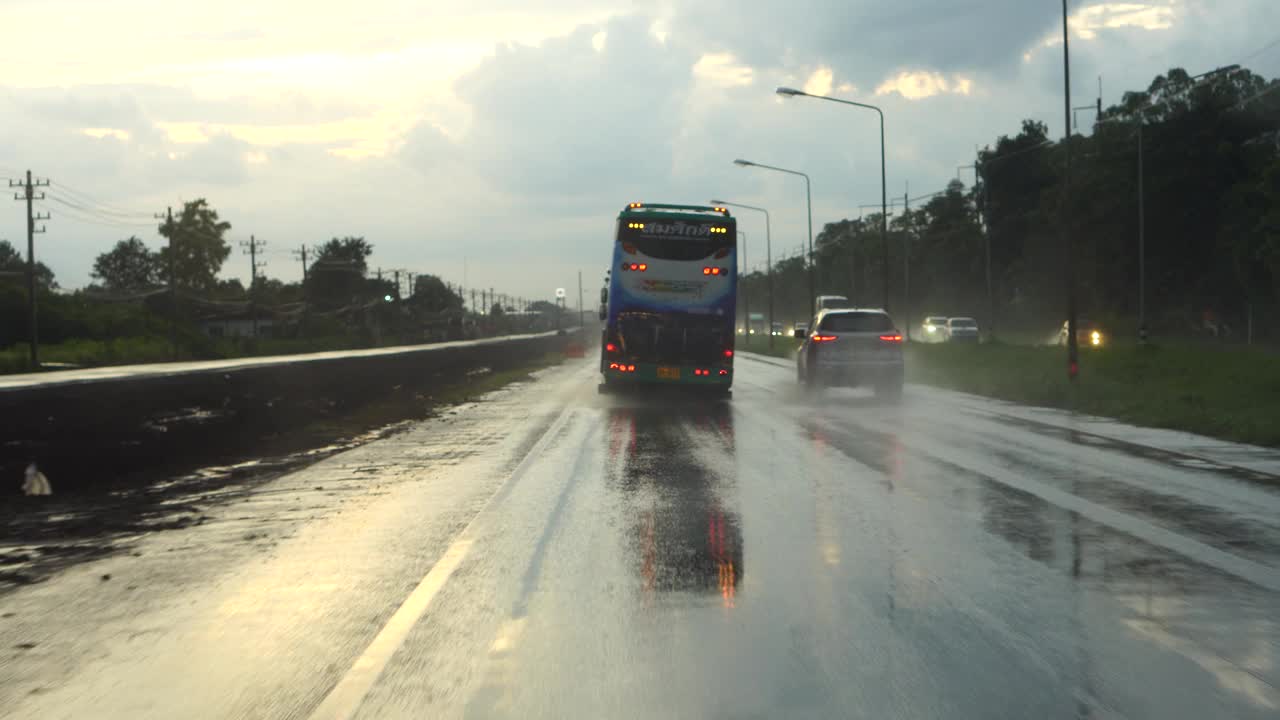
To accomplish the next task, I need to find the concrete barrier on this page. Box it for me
[1,331,573,496]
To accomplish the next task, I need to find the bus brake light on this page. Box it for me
[606,343,617,353]
[719,370,729,376]
[723,349,733,358]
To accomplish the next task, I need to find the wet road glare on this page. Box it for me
[2,356,1279,719]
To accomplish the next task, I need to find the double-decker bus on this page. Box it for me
[600,202,737,392]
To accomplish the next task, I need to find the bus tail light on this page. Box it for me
[606,343,617,353]
[622,242,637,255]
[812,335,838,343]
[719,369,729,376]
[638,264,647,271]
[714,247,730,259]
[723,349,733,358]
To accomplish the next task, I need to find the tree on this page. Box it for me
[0,239,56,290]
[313,236,372,271]
[490,302,505,317]
[157,199,231,292]
[307,237,374,307]
[411,274,463,312]
[91,237,159,291]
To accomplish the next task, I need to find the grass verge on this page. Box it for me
[738,337,802,360]
[907,341,1280,447]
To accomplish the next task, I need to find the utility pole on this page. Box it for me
[154,206,178,358]
[10,170,50,368]
[241,235,266,337]
[293,244,309,338]
[1137,119,1147,344]
[902,190,910,342]
[393,270,401,300]
[471,288,477,313]
[1062,0,1079,380]
[578,270,584,329]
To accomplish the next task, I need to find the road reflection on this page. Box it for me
[603,396,742,606]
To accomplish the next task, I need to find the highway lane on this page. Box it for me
[2,356,1279,719]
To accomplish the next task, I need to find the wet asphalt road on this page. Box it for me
[3,356,1279,719]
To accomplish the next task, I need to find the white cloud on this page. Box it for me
[803,67,835,96]
[692,53,755,88]
[875,71,975,99]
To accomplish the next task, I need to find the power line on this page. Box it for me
[48,180,152,218]
[39,197,153,229]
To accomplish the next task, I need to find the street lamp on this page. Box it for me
[737,230,749,345]
[712,198,774,349]
[1061,0,1078,381]
[776,86,889,312]
[732,159,815,316]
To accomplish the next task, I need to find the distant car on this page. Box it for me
[815,295,852,312]
[795,309,904,400]
[1058,319,1105,348]
[794,322,809,336]
[945,317,980,343]
[771,322,784,336]
[922,315,949,342]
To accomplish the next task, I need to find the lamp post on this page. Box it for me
[712,199,773,349]
[731,159,815,316]
[738,230,748,346]
[1061,0,1079,381]
[776,86,889,312]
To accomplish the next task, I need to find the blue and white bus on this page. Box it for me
[600,202,737,391]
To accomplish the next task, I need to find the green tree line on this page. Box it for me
[741,66,1280,342]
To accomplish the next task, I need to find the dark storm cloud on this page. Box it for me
[669,0,1061,83]
[451,14,694,201]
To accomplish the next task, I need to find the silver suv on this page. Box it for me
[795,309,904,399]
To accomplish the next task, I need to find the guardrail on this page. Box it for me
[2,330,576,496]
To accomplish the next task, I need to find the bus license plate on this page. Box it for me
[657,366,681,380]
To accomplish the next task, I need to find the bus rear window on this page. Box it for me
[630,237,731,261]
[819,312,894,332]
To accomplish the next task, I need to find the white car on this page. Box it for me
[945,317,980,343]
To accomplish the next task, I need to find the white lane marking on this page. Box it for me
[307,402,579,720]
[307,539,473,720]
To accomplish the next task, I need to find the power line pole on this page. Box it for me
[10,170,50,369]
[293,244,309,281]
[154,206,178,358]
[293,244,309,338]
[471,288,477,313]
[578,270,584,329]
[903,189,910,342]
[1062,0,1079,380]
[393,270,401,299]
[241,235,266,337]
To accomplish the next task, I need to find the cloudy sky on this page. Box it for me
[2,0,1277,301]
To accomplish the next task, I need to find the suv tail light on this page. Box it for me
[879,334,903,343]
[812,335,838,343]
